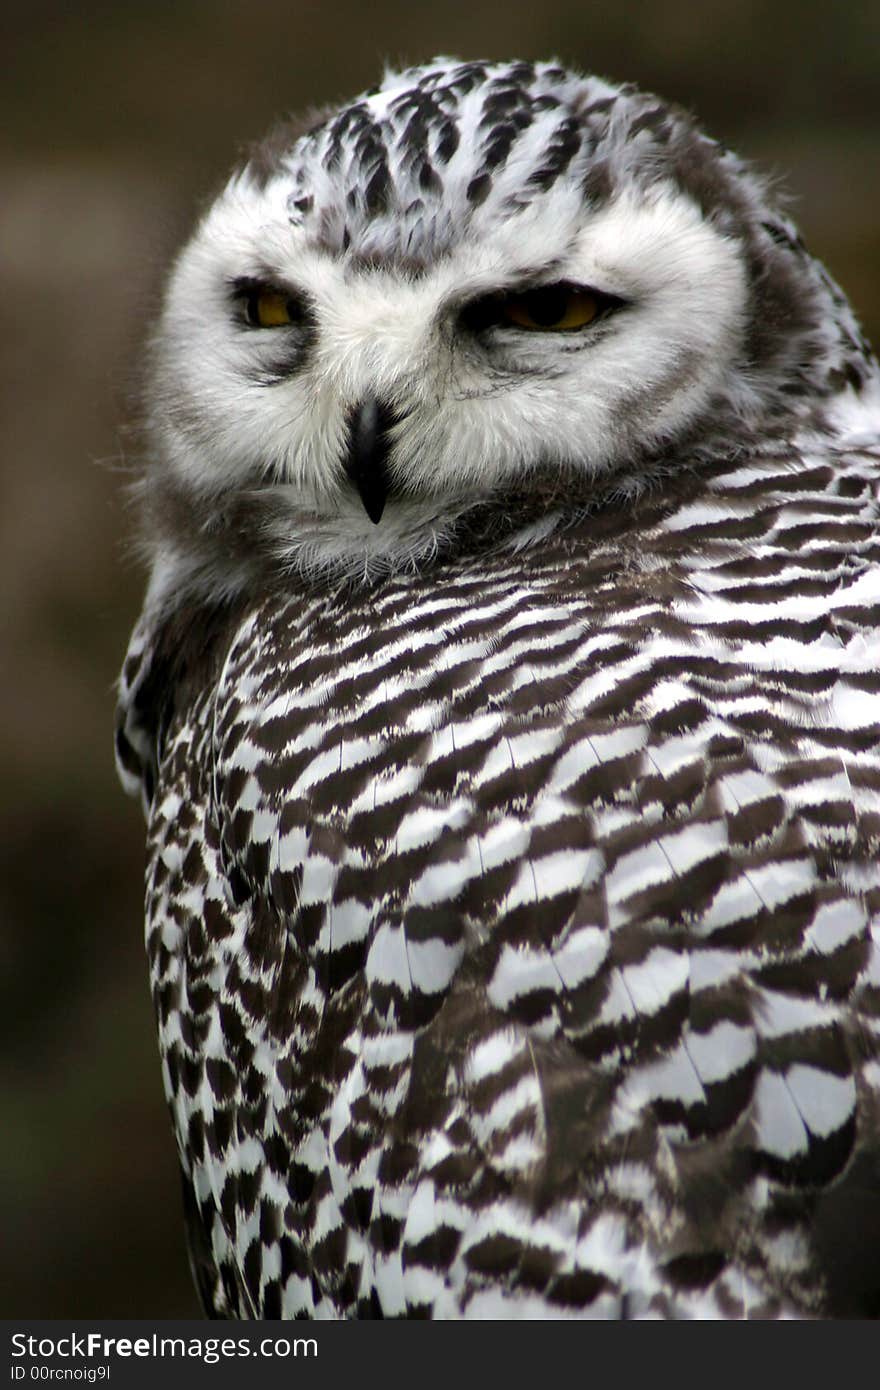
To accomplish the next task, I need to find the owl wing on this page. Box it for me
[117,599,262,1318]
[119,450,880,1319]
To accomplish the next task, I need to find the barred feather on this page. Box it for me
[120,441,880,1317]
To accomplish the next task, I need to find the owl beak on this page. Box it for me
[342,396,399,525]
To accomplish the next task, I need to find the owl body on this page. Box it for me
[118,60,880,1317]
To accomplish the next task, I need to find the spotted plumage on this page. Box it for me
[117,59,880,1318]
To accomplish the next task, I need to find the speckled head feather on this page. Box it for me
[136,58,879,612]
[118,60,880,1320]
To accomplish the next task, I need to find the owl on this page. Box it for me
[116,58,880,1319]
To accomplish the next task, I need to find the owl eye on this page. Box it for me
[235,282,305,329]
[462,282,619,335]
[502,285,600,331]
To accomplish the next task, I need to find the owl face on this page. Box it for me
[142,59,852,597]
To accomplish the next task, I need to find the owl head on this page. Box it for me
[138,58,876,606]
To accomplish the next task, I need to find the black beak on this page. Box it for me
[342,396,400,525]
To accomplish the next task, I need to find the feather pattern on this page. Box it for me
[120,437,880,1317]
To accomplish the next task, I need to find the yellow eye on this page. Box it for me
[461,282,616,336]
[502,285,600,331]
[242,288,302,328]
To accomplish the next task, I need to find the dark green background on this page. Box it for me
[2,0,878,1317]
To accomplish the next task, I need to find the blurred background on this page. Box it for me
[2,0,878,1318]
